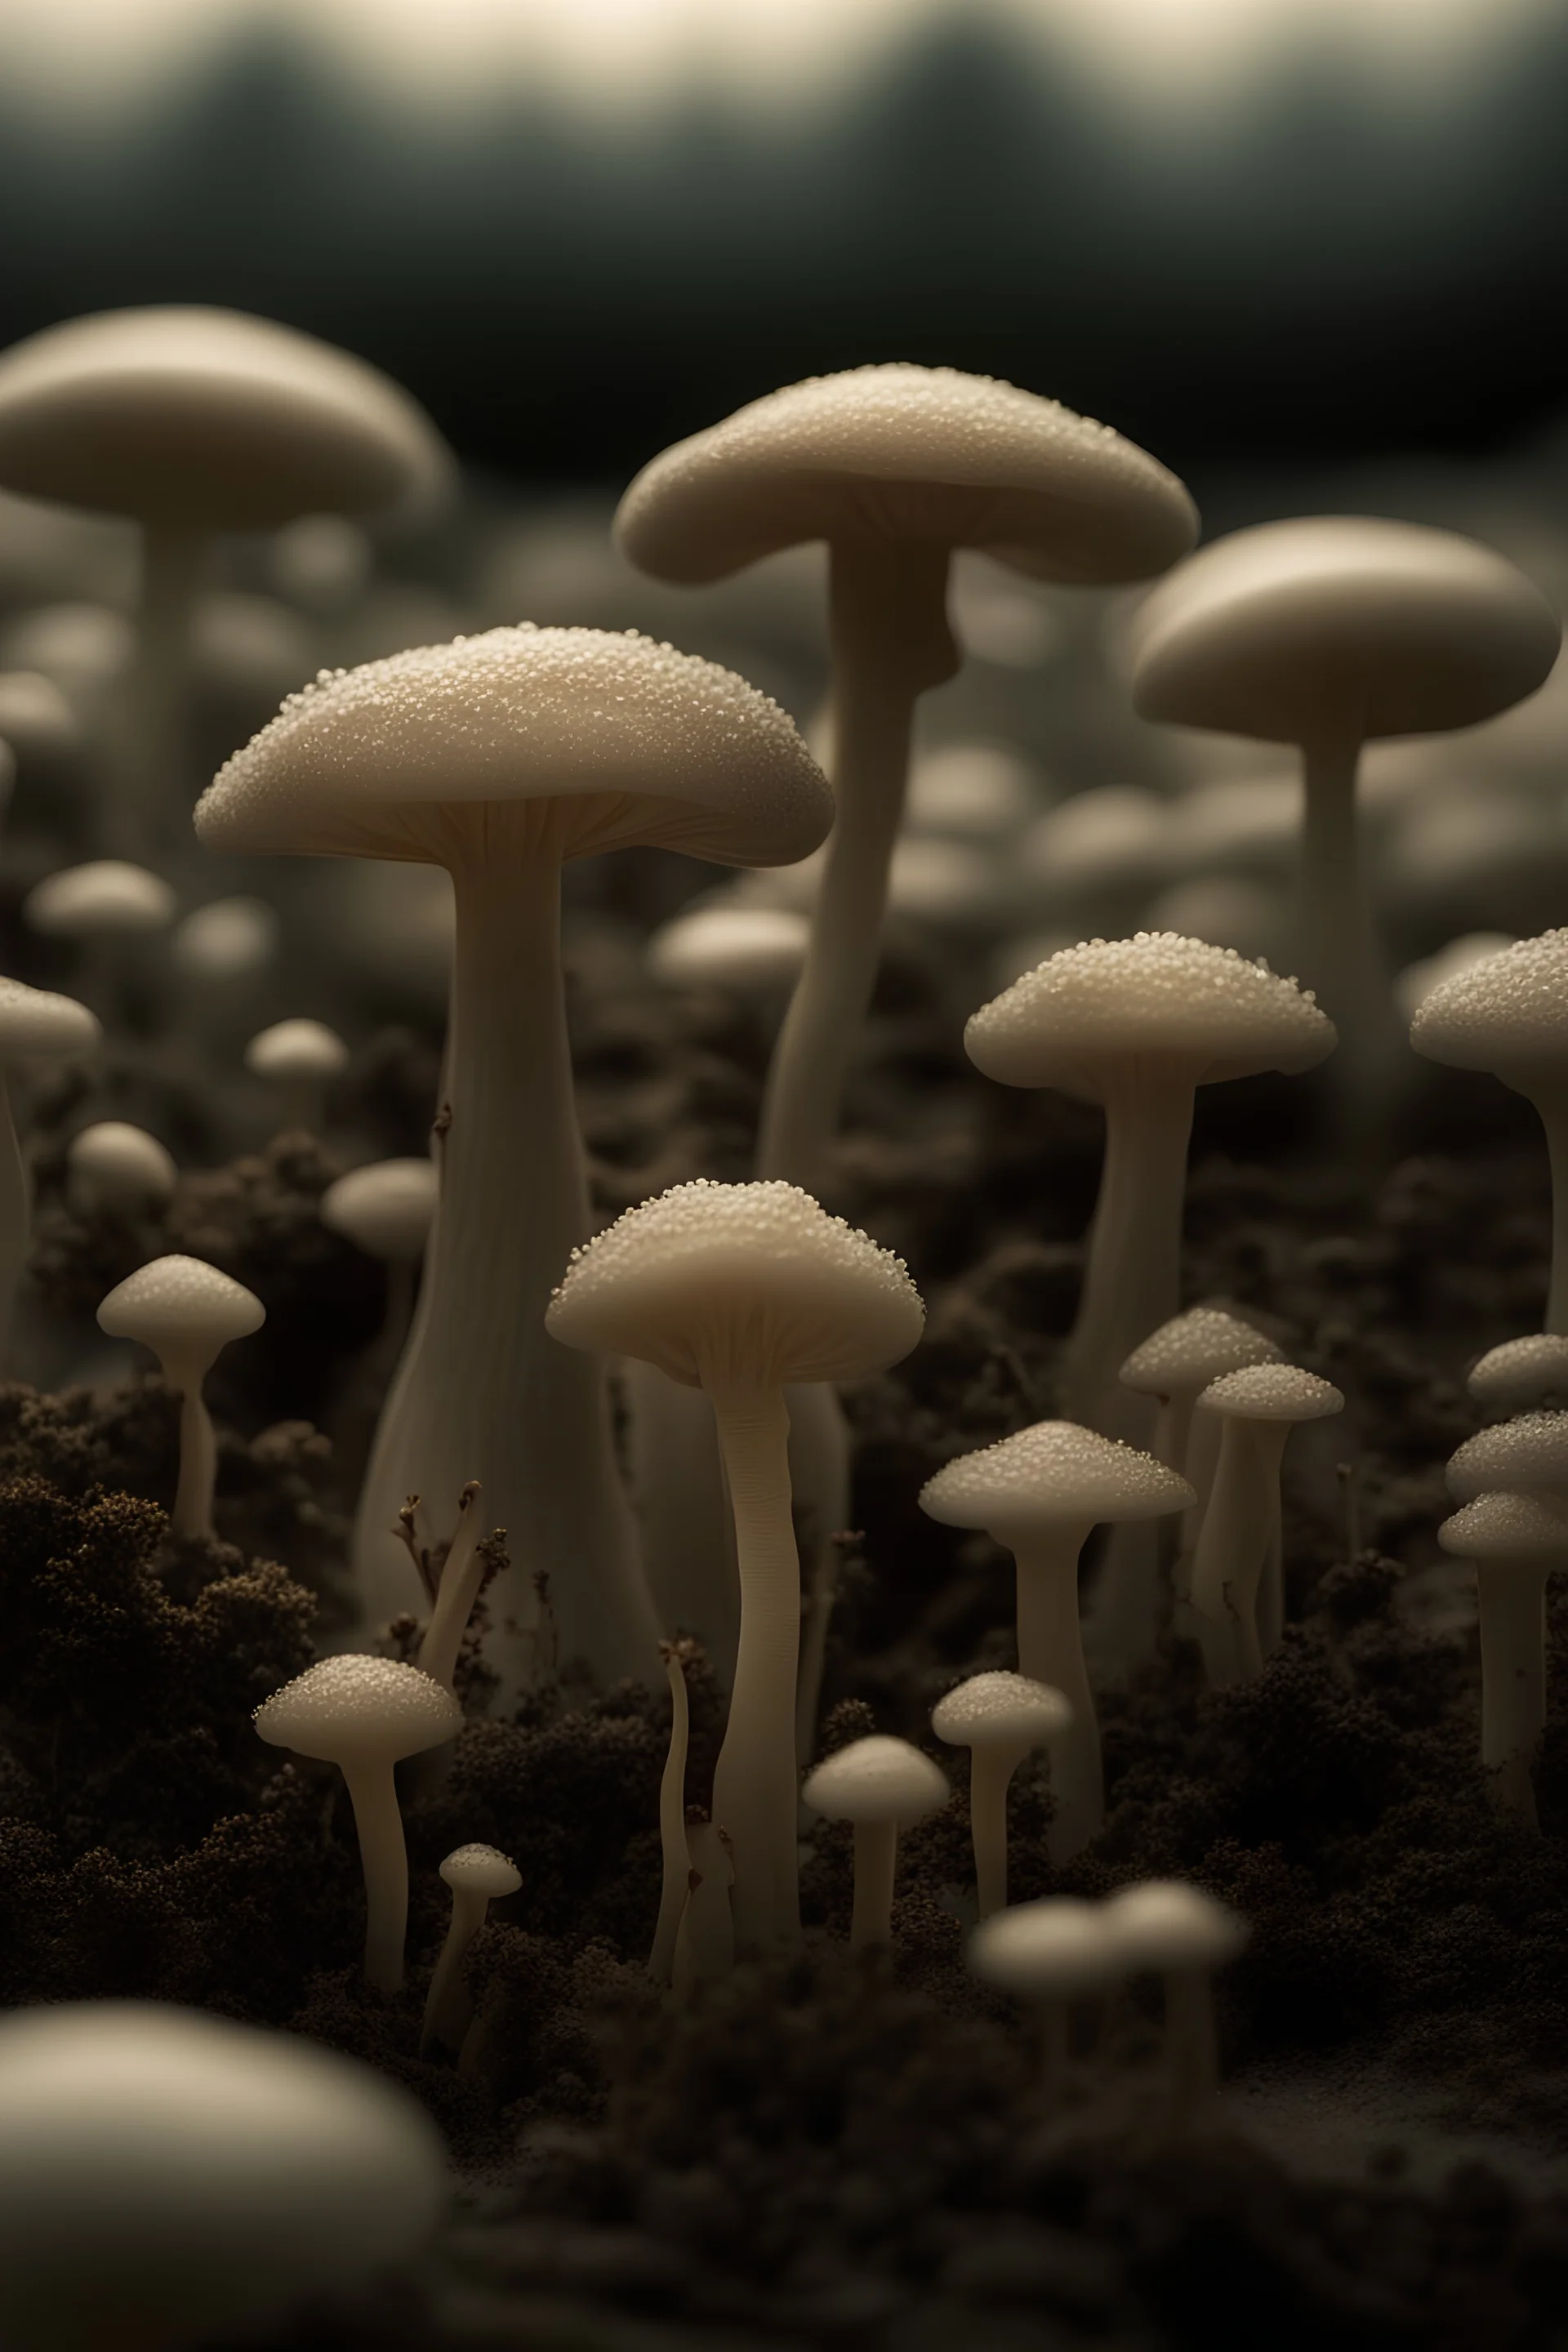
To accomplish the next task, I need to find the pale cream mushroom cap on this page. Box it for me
[96,1253,264,1359]
[1446,1410,1568,1502]
[615,364,1197,587]
[0,977,100,1063]
[800,1734,948,1827]
[546,1178,924,1388]
[1129,517,1560,743]
[1196,1362,1344,1423]
[1394,933,1515,1027]
[907,744,1037,840]
[254,1654,461,1769]
[0,305,453,529]
[1468,1335,1568,1413]
[0,670,80,759]
[321,1158,438,1263]
[1438,1489,1568,1562]
[67,1121,176,1209]
[1105,1879,1249,1971]
[648,905,810,993]
[1410,929,1568,1080]
[966,934,1335,1102]
[244,1017,350,1083]
[195,626,832,873]
[24,860,176,939]
[172,896,280,981]
[439,1842,522,1900]
[1120,1307,1284,1402]
[931,1670,1072,1751]
[920,1419,1194,1538]
[968,1896,1120,1998]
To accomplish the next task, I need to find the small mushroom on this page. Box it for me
[1104,1879,1248,2133]
[322,1156,438,1375]
[1187,1363,1343,1687]
[255,1655,462,1991]
[421,1842,521,2056]
[801,1735,948,1953]
[1437,1490,1566,1828]
[0,978,100,1353]
[1468,1336,1568,1416]
[648,904,810,1005]
[930,1671,1072,1919]
[244,1016,350,1134]
[96,1254,265,1539]
[968,1897,1124,2101]
[66,1120,176,1218]
[24,858,175,942]
[171,895,280,984]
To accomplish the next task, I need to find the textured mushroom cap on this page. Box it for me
[1129,517,1559,743]
[67,1121,176,1209]
[172,896,279,982]
[1410,929,1568,1080]
[254,1655,461,1768]
[1120,1307,1284,1402]
[1469,1335,1568,1413]
[1438,1489,1568,1564]
[616,365,1196,588]
[1446,1411,1568,1502]
[968,1897,1120,1998]
[1196,1362,1344,1424]
[194,626,833,872]
[321,1158,437,1263]
[24,860,175,939]
[648,905,810,993]
[96,1254,264,1359]
[439,1842,522,1900]
[546,1179,923,1388]
[801,1735,949,1827]
[920,1421,1193,1537]
[1105,1880,1249,1971]
[965,935,1334,1102]
[0,976,100,1062]
[0,306,452,529]
[930,1670,1072,1750]
[244,1017,350,1082]
[0,2002,446,2352]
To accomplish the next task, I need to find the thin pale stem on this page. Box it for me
[1189,1419,1290,1688]
[172,1380,216,1540]
[118,525,206,860]
[1011,1520,1101,1862]
[421,1885,488,2055]
[968,1742,1021,1920]
[1062,1062,1196,1435]
[648,1649,692,1984]
[1477,1559,1551,1829]
[1298,731,1392,1094]
[851,1818,898,1953]
[342,1761,410,1993]
[417,1482,486,1690]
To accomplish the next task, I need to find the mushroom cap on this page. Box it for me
[1446,1410,1568,1503]
[1394,933,1517,1027]
[1438,1489,1568,1563]
[244,1017,350,1083]
[1410,929,1568,1083]
[1105,1880,1249,1971]
[195,626,832,875]
[321,1158,438,1263]
[67,1121,176,1209]
[1468,1335,1568,1413]
[24,860,176,940]
[965,934,1334,1102]
[648,904,810,994]
[172,896,280,982]
[254,1654,462,1768]
[920,1420,1194,1539]
[96,1253,264,1361]
[800,1734,949,1827]
[615,364,1196,588]
[968,1897,1120,1999]
[907,744,1037,840]
[1120,1306,1284,1403]
[439,1842,522,1900]
[0,305,452,530]
[1196,1362,1344,1424]
[0,2001,446,2352]
[0,976,100,1063]
[0,669,81,759]
[1129,516,1560,745]
[546,1178,924,1388]
[930,1670,1072,1751]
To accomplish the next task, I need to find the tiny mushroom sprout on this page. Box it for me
[648,903,811,1003]
[802,1734,949,1953]
[1411,931,1568,1332]
[0,2001,446,2352]
[547,1178,924,1953]
[244,1015,350,1134]
[1105,1880,1249,2134]
[1446,1409,1568,1503]
[930,1670,1072,1920]
[1187,1362,1343,1689]
[255,1655,462,1992]
[616,363,1197,1188]
[920,1423,1194,1861]
[968,1897,1124,2100]
[1437,1490,1568,1828]
[966,934,1334,1438]
[0,978,100,1351]
[421,1842,522,2056]
[66,1120,177,1218]
[197,627,832,1697]
[1129,516,1560,1048]
[1469,1335,1568,1415]
[96,1254,265,1539]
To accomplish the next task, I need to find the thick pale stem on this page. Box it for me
[1477,1559,1551,1827]
[119,526,205,859]
[709,1379,803,1953]
[172,1381,216,1540]
[0,1075,28,1365]
[1189,1419,1290,1688]
[851,1818,898,1953]
[1530,1087,1568,1336]
[1063,1062,1196,1434]
[968,1742,1021,1920]
[421,1885,488,2055]
[673,1822,734,1995]
[1011,1521,1101,1861]
[1164,1964,1218,2132]
[341,1762,410,1993]
[1297,731,1391,1087]
[648,1650,692,1984]
[756,538,956,1189]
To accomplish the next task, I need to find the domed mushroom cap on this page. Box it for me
[0,305,452,530]
[1105,1880,1248,1971]
[244,1017,350,1082]
[1439,1489,1568,1562]
[439,1842,522,1900]
[96,1253,264,1359]
[966,934,1334,1101]
[195,627,832,873]
[322,1158,437,1262]
[920,1420,1194,1537]
[24,860,175,939]
[1410,929,1568,1080]
[1446,1410,1568,1503]
[1469,1335,1568,1414]
[0,2002,446,2352]
[0,977,99,1062]
[968,1897,1120,1998]
[172,896,279,982]
[1120,1307,1284,1402]
[616,365,1196,588]
[67,1121,176,1209]
[930,1670,1072,1751]
[1196,1362,1343,1423]
[907,744,1037,840]
[1129,517,1559,744]
[648,905,810,993]
[546,1179,923,1388]
[801,1735,948,1827]
[254,1655,461,1768]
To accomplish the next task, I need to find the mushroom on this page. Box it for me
[906,742,1038,841]
[1468,1335,1568,1415]
[1120,1305,1286,1575]
[616,363,1196,1187]
[648,903,810,1005]
[0,2001,446,2352]
[1187,1363,1343,1686]
[547,1178,924,1950]
[0,978,100,1352]
[66,1120,176,1218]
[170,894,280,983]
[244,1016,350,1134]
[196,626,832,1695]
[96,1254,265,1539]
[1394,931,1515,1026]
[800,1734,949,1953]
[1446,1409,1568,1502]
[321,1156,438,1375]
[23,858,175,942]
[920,1423,1193,1860]
[968,1897,1123,2101]
[1411,931,1568,1331]
[966,934,1333,1437]
[254,1655,462,1991]
[1104,1879,1249,2133]
[929,1671,1072,1919]
[421,1842,522,2056]
[1437,1490,1566,1828]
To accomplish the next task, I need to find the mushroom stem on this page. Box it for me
[1529,1086,1568,1335]
[172,1379,217,1540]
[1011,1522,1101,1862]
[1297,731,1370,1017]
[1175,1410,1223,1597]
[1063,1062,1196,1436]
[850,1818,898,1953]
[1189,1419,1289,1688]
[968,1742,1023,1920]
[121,525,204,858]
[756,538,956,1188]
[416,1482,485,1691]
[340,1760,410,1993]
[649,1647,692,1984]
[0,1074,28,1364]
[1477,1559,1550,1826]
[420,1885,489,2055]
[1164,1962,1220,2132]
[673,1823,735,1994]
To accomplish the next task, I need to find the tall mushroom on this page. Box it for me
[0,978,100,1354]
[930,1671,1072,1920]
[1187,1363,1343,1687]
[96,1254,265,1539]
[1437,1490,1566,1829]
[195,627,833,1694]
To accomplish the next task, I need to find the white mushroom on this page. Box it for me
[1437,1490,1566,1829]
[244,1016,350,1134]
[801,1734,948,1953]
[96,1254,265,1539]
[1394,932,1515,1026]
[968,1897,1124,2100]
[66,1121,177,1218]
[1104,1879,1249,2132]
[1187,1363,1343,1686]
[1446,1410,1568,1503]
[930,1671,1072,1919]
[24,860,175,941]
[1120,1305,1285,1568]
[906,743,1038,840]
[421,1842,521,2056]
[0,979,100,1354]
[322,1156,438,1375]
[648,904,810,1001]
[1468,1336,1568,1415]
[170,895,280,983]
